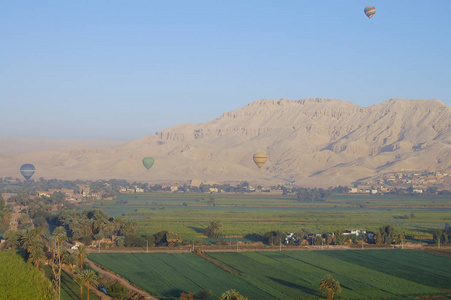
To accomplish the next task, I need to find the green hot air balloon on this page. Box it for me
[20,163,35,180]
[142,157,154,171]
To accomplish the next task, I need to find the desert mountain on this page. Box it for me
[1,98,450,187]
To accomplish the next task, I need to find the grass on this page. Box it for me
[86,192,451,241]
[43,266,100,300]
[88,252,270,299]
[88,249,451,299]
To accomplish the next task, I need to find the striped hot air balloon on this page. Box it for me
[20,163,35,180]
[364,6,376,19]
[253,152,267,169]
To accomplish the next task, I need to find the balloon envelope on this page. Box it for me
[253,152,267,169]
[20,163,35,180]
[364,6,376,19]
[142,157,154,170]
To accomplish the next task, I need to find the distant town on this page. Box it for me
[1,170,450,206]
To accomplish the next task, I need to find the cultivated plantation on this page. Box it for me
[87,192,451,242]
[88,250,451,299]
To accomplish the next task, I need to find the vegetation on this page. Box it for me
[106,283,128,300]
[0,194,11,232]
[88,250,450,299]
[433,224,451,245]
[0,250,55,299]
[319,274,341,300]
[83,192,450,245]
[204,220,223,238]
[82,269,98,300]
[219,289,249,300]
[1,178,450,299]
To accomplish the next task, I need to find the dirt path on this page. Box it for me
[85,258,158,300]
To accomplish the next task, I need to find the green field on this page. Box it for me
[43,267,100,300]
[88,249,451,299]
[87,192,451,241]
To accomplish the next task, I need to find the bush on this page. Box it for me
[81,235,93,246]
[124,234,144,247]
[107,283,128,300]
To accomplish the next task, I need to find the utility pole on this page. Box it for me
[146,240,148,253]
[236,240,238,252]
[279,238,281,252]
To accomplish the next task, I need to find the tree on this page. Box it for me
[319,274,341,300]
[77,244,87,273]
[204,220,222,238]
[73,273,86,300]
[4,230,22,248]
[107,283,128,300]
[82,269,98,300]
[379,225,396,244]
[433,229,444,245]
[28,243,46,268]
[0,195,11,232]
[51,226,68,300]
[219,289,249,300]
[263,230,284,246]
[333,230,345,245]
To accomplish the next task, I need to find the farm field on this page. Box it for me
[88,249,451,299]
[43,267,100,300]
[87,192,451,241]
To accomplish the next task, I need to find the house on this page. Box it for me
[284,233,298,245]
[366,232,375,243]
[71,241,84,249]
[343,229,366,237]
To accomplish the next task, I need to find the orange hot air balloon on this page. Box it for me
[253,152,267,169]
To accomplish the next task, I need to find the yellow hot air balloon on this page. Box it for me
[253,152,267,169]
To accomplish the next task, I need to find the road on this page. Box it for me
[85,258,158,300]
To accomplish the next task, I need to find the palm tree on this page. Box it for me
[73,273,86,300]
[77,244,87,273]
[52,226,68,300]
[28,243,46,268]
[82,269,98,300]
[319,274,341,300]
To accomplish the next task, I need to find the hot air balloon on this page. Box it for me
[364,6,376,19]
[20,163,35,180]
[253,152,267,169]
[142,157,154,171]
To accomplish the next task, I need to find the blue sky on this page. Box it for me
[1,1,450,140]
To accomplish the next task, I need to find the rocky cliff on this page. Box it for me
[1,98,450,187]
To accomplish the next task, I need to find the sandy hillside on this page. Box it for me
[1,98,450,187]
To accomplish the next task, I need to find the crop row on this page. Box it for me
[89,250,449,299]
